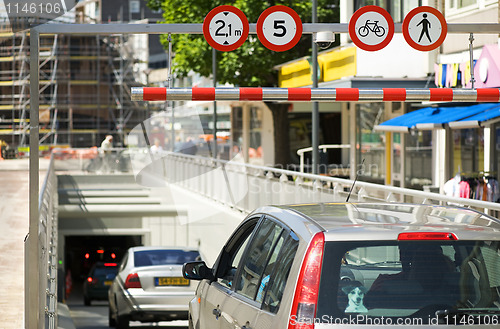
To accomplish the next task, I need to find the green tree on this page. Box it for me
[147,0,339,165]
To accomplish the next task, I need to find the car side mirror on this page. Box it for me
[183,261,215,281]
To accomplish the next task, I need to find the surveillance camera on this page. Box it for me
[314,31,335,49]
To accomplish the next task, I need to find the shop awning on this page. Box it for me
[448,104,500,128]
[374,103,499,132]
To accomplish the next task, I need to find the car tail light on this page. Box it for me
[87,277,96,284]
[104,263,117,267]
[124,273,142,289]
[288,232,324,329]
[398,232,457,240]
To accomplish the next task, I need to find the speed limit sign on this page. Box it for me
[203,6,249,52]
[257,6,302,52]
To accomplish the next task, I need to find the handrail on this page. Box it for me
[155,152,500,215]
[296,144,350,173]
[34,151,59,328]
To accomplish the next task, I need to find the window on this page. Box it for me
[235,219,284,299]
[216,217,260,289]
[218,234,251,289]
[316,240,500,324]
[262,231,299,313]
[129,0,140,14]
[133,249,200,267]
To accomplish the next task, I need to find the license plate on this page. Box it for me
[155,277,190,286]
[104,280,113,286]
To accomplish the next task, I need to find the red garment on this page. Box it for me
[459,181,470,199]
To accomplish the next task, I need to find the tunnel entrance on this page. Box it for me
[64,234,142,299]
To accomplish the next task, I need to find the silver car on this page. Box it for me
[183,203,500,329]
[108,246,201,328]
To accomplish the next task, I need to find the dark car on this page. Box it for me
[83,262,119,306]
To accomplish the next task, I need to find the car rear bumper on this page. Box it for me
[118,290,194,319]
[128,310,189,322]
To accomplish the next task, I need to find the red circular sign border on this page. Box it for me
[348,5,394,52]
[256,5,303,52]
[402,6,447,52]
[203,5,249,52]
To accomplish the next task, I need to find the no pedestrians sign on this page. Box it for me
[402,6,447,51]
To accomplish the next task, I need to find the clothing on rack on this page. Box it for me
[443,174,500,203]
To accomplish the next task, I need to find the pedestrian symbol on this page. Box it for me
[403,6,447,52]
[417,14,432,43]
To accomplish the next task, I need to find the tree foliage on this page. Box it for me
[147,0,339,87]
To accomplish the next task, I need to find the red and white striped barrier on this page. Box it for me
[131,87,500,103]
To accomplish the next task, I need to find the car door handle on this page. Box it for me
[212,307,221,320]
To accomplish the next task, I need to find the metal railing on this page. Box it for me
[36,152,59,328]
[296,144,350,173]
[156,152,500,216]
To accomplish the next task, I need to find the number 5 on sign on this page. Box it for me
[257,6,302,52]
[203,5,249,52]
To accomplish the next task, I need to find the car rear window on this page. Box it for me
[93,266,118,277]
[134,249,200,267]
[316,240,500,325]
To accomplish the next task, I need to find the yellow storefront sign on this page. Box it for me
[278,47,357,88]
[279,59,312,88]
[321,46,356,82]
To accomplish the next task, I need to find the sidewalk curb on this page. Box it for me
[57,303,76,329]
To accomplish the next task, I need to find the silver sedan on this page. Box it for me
[108,246,201,328]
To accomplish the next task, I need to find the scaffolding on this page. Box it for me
[0,22,151,150]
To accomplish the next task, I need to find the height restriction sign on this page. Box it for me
[203,6,249,52]
[403,6,447,51]
[349,5,394,51]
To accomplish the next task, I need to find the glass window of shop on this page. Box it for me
[231,106,263,161]
[356,103,386,184]
[405,130,433,189]
[452,128,484,176]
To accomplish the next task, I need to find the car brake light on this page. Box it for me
[288,232,324,329]
[398,232,457,240]
[124,273,142,289]
[87,277,93,283]
[104,263,117,267]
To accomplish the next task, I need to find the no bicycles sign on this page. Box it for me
[348,5,394,51]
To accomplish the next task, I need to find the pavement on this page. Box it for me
[0,157,75,329]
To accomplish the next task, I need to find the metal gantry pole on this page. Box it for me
[28,28,41,329]
[212,47,218,159]
[311,0,319,175]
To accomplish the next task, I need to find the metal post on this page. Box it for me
[97,35,101,140]
[212,48,218,158]
[167,34,175,151]
[312,0,319,175]
[469,33,475,89]
[28,28,41,329]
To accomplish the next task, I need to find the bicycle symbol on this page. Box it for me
[358,20,386,37]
